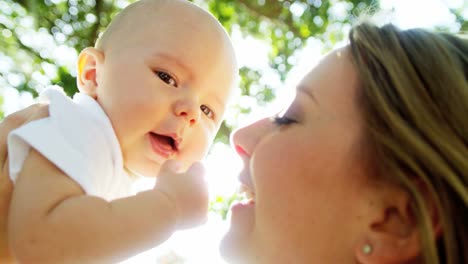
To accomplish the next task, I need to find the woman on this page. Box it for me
[220,23,467,263]
[1,23,467,263]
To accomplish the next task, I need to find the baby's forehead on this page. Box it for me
[98,0,225,50]
[121,0,199,21]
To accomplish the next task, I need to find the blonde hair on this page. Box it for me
[349,23,468,263]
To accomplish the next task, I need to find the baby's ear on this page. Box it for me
[354,179,441,264]
[77,47,104,98]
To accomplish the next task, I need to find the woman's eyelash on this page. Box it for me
[272,116,296,126]
[155,71,177,87]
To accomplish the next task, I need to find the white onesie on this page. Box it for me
[8,88,137,201]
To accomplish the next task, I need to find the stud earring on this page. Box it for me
[362,244,373,255]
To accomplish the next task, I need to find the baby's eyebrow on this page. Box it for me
[151,52,193,80]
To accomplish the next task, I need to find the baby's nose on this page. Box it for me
[174,99,200,126]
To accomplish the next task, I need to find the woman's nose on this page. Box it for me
[231,118,270,157]
[174,98,200,126]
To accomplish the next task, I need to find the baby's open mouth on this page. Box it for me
[150,132,178,152]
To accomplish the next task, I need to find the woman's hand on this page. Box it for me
[0,103,49,262]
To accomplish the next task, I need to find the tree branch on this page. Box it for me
[236,0,302,39]
[90,0,104,45]
[237,0,282,18]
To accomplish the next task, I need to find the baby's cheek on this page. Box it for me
[178,131,209,168]
[200,125,216,151]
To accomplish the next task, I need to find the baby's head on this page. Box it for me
[76,0,238,176]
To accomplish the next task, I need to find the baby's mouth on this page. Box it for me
[149,132,179,158]
[151,133,177,149]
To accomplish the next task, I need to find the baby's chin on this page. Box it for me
[124,158,196,178]
[124,163,160,178]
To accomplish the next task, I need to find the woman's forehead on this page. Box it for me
[297,48,357,103]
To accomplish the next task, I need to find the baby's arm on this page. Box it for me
[8,149,208,263]
[0,104,49,263]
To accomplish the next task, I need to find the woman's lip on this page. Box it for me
[235,145,250,157]
[149,133,176,158]
[231,200,255,211]
[229,201,255,223]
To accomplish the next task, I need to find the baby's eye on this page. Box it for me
[200,105,214,119]
[272,115,296,126]
[156,71,177,87]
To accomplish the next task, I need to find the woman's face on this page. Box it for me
[220,49,376,263]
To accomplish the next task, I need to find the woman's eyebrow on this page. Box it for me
[297,85,319,106]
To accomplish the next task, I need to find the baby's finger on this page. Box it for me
[186,161,206,178]
[160,160,184,174]
[187,162,209,199]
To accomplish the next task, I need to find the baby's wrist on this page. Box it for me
[151,188,180,228]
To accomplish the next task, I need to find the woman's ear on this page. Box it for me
[354,180,441,264]
[77,47,105,98]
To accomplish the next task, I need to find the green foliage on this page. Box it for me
[450,6,468,32]
[2,0,120,96]
[54,66,77,97]
[208,0,376,81]
[209,192,241,220]
[238,66,275,105]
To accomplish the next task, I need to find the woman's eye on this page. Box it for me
[272,115,296,126]
[156,71,177,87]
[200,105,214,119]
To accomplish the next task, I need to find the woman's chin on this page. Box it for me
[219,201,256,262]
[219,230,239,263]
[219,229,249,263]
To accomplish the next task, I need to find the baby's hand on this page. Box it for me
[153,160,209,229]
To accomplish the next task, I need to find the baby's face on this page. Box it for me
[94,1,237,176]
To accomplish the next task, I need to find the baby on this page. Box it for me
[5,0,237,262]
